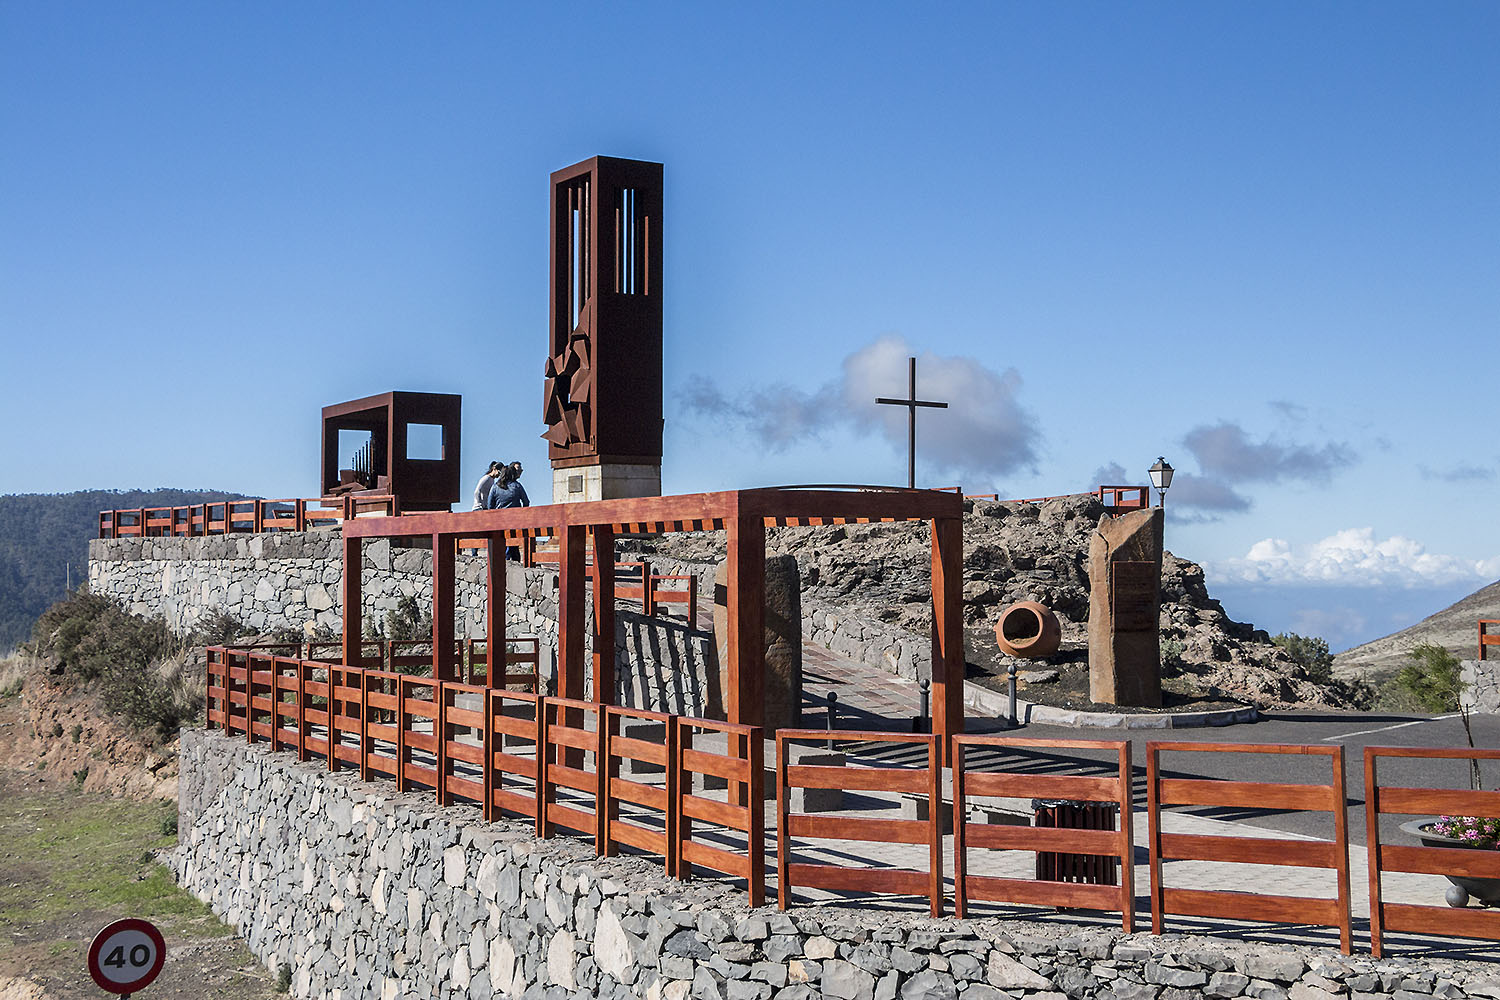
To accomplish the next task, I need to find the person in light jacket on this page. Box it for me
[471,461,502,511]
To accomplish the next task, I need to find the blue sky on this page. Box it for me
[2,3,1496,651]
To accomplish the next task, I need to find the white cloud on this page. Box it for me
[679,334,1040,481]
[1211,528,1500,588]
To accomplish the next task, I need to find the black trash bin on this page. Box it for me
[1031,798,1119,885]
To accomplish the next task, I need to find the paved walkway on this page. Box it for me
[315,614,1475,953]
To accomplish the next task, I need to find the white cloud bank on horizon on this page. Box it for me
[1210,528,1500,588]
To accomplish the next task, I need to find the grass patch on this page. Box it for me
[0,779,224,980]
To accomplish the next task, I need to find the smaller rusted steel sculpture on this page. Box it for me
[994,601,1061,659]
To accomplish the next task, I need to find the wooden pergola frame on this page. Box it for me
[339,486,965,748]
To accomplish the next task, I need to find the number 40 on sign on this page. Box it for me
[87,918,165,997]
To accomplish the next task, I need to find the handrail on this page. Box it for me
[99,495,399,538]
[1480,620,1500,661]
[953,735,1135,931]
[776,728,943,916]
[1365,745,1500,956]
[1146,741,1352,954]
[202,649,1500,946]
[934,484,1151,514]
[205,647,763,904]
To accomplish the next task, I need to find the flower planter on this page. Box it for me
[1400,818,1500,907]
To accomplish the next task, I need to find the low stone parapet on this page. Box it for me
[175,728,1500,1000]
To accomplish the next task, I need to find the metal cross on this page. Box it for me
[875,356,949,489]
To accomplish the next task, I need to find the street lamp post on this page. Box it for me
[1148,457,1174,509]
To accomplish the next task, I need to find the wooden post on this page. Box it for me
[296,662,308,763]
[436,682,450,807]
[433,533,456,681]
[746,726,765,907]
[725,515,765,729]
[342,535,362,667]
[952,740,969,918]
[1146,745,1163,934]
[1365,750,1384,957]
[591,526,616,706]
[726,514,764,812]
[558,524,588,770]
[558,524,587,701]
[930,517,964,763]
[1117,741,1136,934]
[1331,745,1352,954]
[486,534,507,687]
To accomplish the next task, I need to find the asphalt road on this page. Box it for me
[991,709,1500,844]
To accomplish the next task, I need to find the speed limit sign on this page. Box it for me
[87,918,165,996]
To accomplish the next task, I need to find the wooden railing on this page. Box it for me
[1365,746,1500,956]
[205,647,765,903]
[954,735,1136,930]
[297,637,540,691]
[198,669,1500,950]
[1147,741,1352,953]
[1480,620,1499,661]
[99,495,399,538]
[936,484,1150,515]
[777,730,944,915]
[510,549,701,622]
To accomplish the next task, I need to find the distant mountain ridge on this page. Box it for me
[0,489,247,651]
[1333,578,1500,679]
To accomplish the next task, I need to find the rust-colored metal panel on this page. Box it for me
[321,390,461,511]
[544,156,663,469]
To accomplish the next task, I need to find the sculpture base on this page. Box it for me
[551,462,661,503]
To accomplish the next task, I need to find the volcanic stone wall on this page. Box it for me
[176,729,1500,1000]
[89,533,716,715]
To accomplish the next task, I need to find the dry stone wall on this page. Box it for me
[89,533,715,716]
[1461,660,1499,714]
[177,730,1500,1000]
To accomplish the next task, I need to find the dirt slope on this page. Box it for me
[1334,578,1500,679]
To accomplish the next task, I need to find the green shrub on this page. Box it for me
[189,609,248,647]
[72,766,89,788]
[159,807,178,837]
[27,593,204,739]
[29,592,175,682]
[276,965,293,993]
[384,596,432,642]
[102,648,205,741]
[1271,632,1335,685]
[1160,639,1185,678]
[70,723,82,744]
[1393,642,1464,712]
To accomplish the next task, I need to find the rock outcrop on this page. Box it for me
[623,493,1363,709]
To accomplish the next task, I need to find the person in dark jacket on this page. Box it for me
[487,462,530,509]
[488,462,530,560]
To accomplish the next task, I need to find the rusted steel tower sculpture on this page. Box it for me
[543,156,664,502]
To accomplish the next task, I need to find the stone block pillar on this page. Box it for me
[1087,507,1164,706]
[714,554,802,732]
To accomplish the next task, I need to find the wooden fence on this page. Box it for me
[953,736,1136,930]
[776,730,944,915]
[205,648,764,903]
[291,637,540,690]
[200,663,1500,951]
[935,485,1149,514]
[1365,746,1500,956]
[99,495,399,538]
[1147,741,1352,953]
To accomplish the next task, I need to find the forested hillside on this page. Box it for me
[0,490,246,651]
